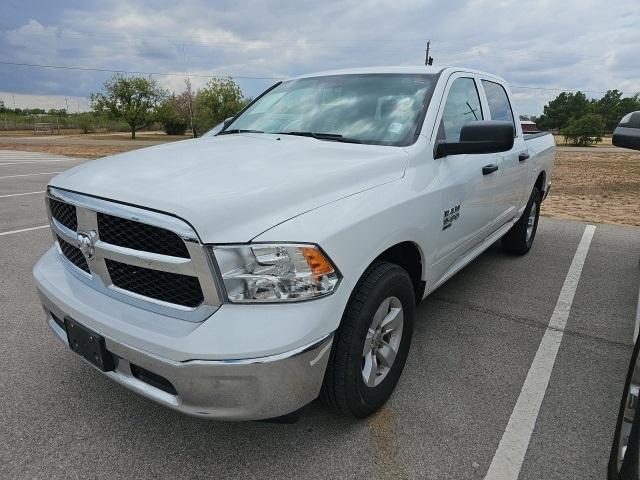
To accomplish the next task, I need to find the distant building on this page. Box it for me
[521,120,538,133]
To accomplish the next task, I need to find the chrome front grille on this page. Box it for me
[56,234,90,273]
[49,198,77,231]
[105,259,205,308]
[46,187,221,322]
[97,213,190,258]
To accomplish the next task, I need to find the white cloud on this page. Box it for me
[1,0,639,115]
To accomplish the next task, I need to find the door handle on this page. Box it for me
[519,153,530,162]
[482,164,499,175]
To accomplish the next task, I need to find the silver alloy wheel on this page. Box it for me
[362,296,404,388]
[526,200,538,242]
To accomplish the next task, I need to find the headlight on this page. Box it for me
[212,243,340,303]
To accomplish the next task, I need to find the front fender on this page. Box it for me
[253,171,441,331]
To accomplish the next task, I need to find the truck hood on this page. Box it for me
[50,134,408,242]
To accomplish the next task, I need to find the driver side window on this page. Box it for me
[440,78,483,141]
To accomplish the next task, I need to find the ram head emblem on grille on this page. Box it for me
[77,231,96,260]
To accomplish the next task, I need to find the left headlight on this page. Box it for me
[211,243,340,303]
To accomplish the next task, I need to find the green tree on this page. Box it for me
[76,112,95,134]
[561,113,605,146]
[157,95,189,135]
[611,94,640,129]
[538,91,590,131]
[24,108,45,115]
[592,90,625,133]
[47,108,67,116]
[193,77,247,135]
[91,75,167,138]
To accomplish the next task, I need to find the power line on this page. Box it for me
[1,59,636,98]
[0,60,282,80]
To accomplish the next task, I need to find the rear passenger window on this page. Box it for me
[482,80,515,133]
[440,78,483,141]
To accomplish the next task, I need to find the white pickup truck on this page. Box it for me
[34,66,555,420]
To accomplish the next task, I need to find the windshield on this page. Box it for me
[223,74,438,146]
[202,121,225,137]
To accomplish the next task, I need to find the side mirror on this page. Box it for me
[435,121,515,159]
[609,335,640,479]
[613,112,640,151]
[222,117,234,128]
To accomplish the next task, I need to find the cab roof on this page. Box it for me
[289,66,506,84]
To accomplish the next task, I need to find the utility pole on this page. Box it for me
[182,43,196,138]
[185,77,195,138]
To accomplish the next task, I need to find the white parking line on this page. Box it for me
[634,283,640,343]
[484,224,596,480]
[0,159,82,165]
[0,191,45,198]
[0,172,61,180]
[0,225,49,236]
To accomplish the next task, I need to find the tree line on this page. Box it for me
[5,76,640,145]
[0,104,69,117]
[530,90,640,146]
[1,74,249,138]
[90,75,249,138]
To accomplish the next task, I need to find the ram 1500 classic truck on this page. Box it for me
[34,66,555,420]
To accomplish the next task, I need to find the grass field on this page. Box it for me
[0,131,188,158]
[0,142,137,158]
[553,134,613,147]
[541,150,640,227]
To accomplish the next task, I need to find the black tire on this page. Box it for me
[320,261,415,418]
[501,186,542,255]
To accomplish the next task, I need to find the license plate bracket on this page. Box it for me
[64,317,115,372]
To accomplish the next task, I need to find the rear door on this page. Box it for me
[434,74,499,267]
[479,79,528,228]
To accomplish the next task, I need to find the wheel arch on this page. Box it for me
[373,241,426,303]
[535,170,546,196]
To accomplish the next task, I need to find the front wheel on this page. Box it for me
[320,261,415,418]
[501,186,541,255]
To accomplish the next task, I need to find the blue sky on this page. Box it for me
[1,0,639,115]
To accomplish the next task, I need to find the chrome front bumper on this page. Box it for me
[35,247,335,420]
[40,291,333,420]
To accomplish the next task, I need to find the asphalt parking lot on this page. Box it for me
[1,150,639,480]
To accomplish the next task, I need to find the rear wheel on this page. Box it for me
[501,186,541,255]
[320,261,415,418]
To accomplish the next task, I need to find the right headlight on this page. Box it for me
[211,243,340,303]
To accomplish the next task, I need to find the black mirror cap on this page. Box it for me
[436,121,515,158]
[613,111,640,151]
[460,120,514,145]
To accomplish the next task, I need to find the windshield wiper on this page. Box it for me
[218,129,264,135]
[276,131,362,144]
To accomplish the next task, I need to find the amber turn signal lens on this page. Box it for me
[299,247,334,276]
